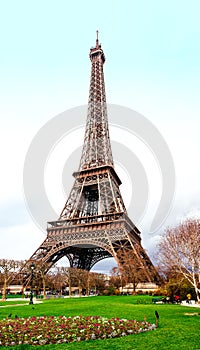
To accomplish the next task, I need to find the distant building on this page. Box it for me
[120,282,159,294]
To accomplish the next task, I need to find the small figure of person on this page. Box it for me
[175,295,180,304]
[186,293,191,304]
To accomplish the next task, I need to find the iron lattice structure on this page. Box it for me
[22,33,159,284]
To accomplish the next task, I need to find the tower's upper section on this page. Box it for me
[89,30,105,64]
[78,32,114,171]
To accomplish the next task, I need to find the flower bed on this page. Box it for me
[0,315,156,346]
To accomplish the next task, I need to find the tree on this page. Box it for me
[89,272,106,295]
[117,248,150,293]
[158,218,200,301]
[109,267,122,291]
[58,267,77,297]
[33,261,52,299]
[75,269,87,297]
[52,267,67,294]
[0,260,22,301]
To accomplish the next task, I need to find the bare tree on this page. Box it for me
[0,271,4,294]
[117,248,148,293]
[82,270,90,296]
[73,268,88,297]
[90,272,107,295]
[0,260,21,301]
[58,267,77,297]
[109,267,121,290]
[53,267,67,294]
[33,261,52,299]
[158,218,200,301]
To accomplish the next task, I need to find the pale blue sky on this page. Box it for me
[0,1,200,272]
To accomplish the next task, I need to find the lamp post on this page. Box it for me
[29,262,35,305]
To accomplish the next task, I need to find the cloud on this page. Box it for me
[0,200,30,228]
[0,223,44,261]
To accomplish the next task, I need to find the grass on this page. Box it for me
[0,300,28,306]
[0,295,199,349]
[0,295,25,299]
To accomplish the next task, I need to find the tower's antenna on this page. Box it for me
[96,30,99,47]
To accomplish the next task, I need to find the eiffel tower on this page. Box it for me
[23,32,159,283]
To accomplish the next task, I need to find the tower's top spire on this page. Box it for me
[96,30,99,48]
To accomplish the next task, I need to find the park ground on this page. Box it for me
[0,295,200,349]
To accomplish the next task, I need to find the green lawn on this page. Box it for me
[0,295,199,349]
